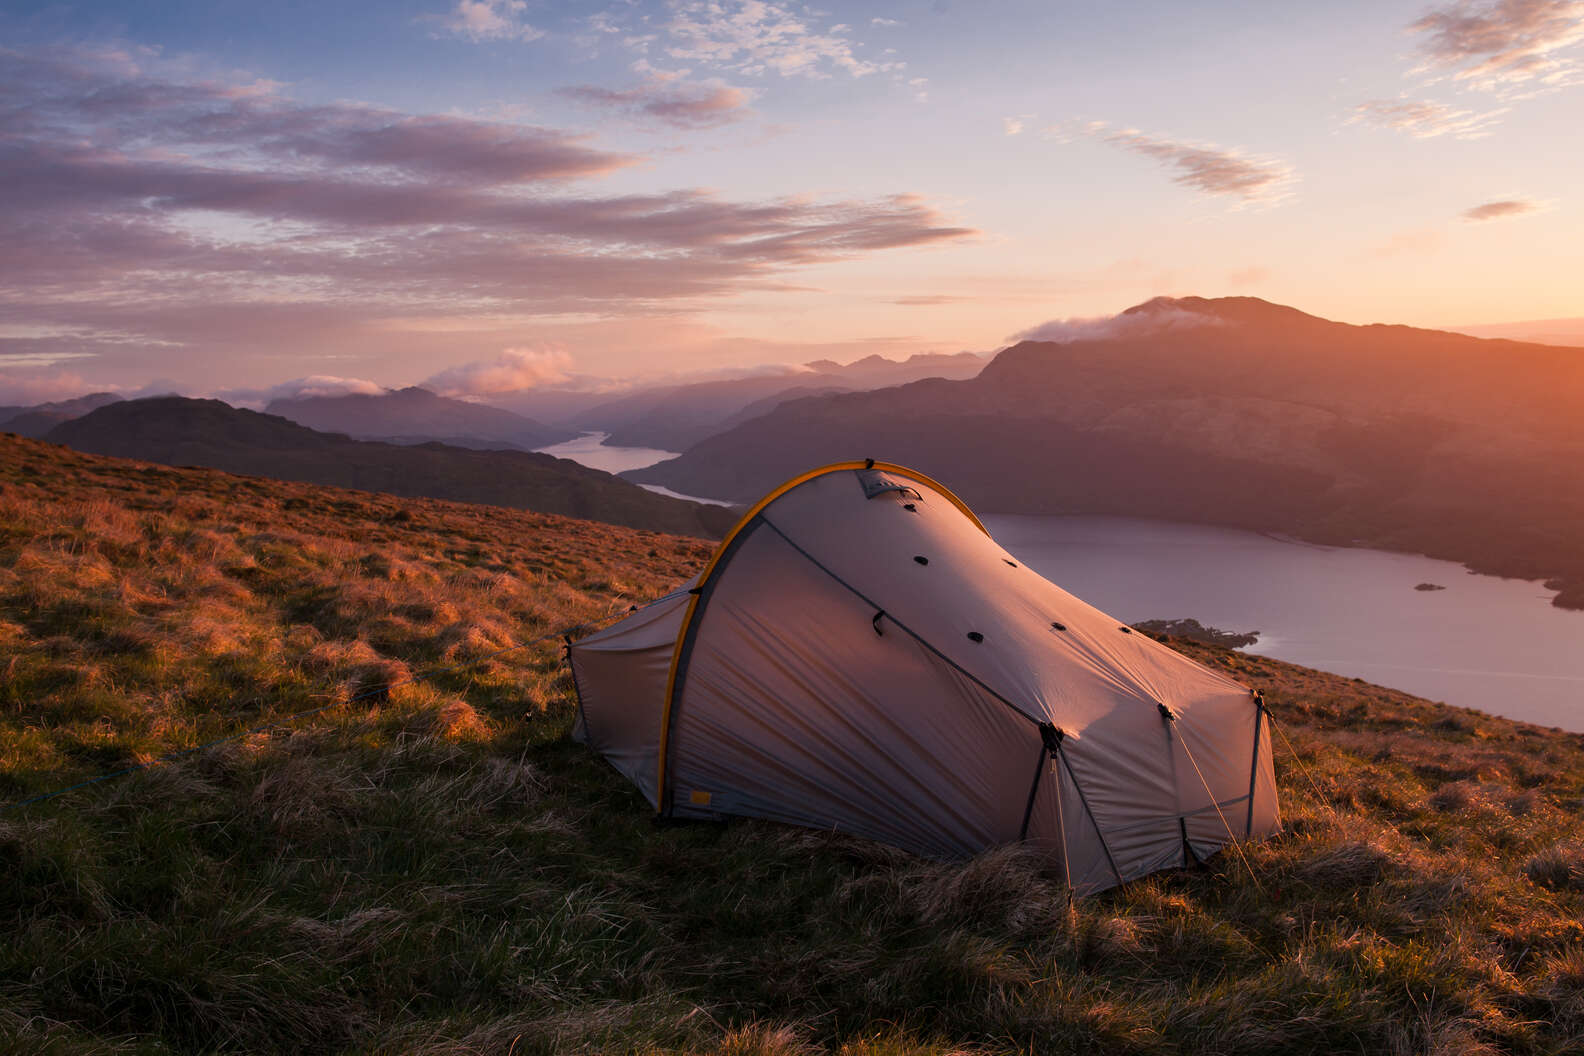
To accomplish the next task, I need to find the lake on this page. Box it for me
[986,515,1584,733]
[536,432,731,506]
[543,433,1584,732]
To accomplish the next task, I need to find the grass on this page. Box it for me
[4,432,1584,1054]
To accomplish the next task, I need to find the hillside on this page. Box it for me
[46,397,734,538]
[5,432,1584,1053]
[0,391,124,438]
[630,296,1584,608]
[265,386,577,450]
[569,351,987,452]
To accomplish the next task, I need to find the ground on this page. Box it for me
[3,433,1584,1055]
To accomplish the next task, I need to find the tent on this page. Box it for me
[569,461,1279,892]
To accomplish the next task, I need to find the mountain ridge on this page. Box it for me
[48,397,732,537]
[629,296,1584,608]
[265,385,577,450]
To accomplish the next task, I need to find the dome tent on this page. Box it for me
[569,461,1279,893]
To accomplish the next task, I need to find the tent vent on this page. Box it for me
[902,503,917,512]
[966,631,984,643]
[1050,621,1067,632]
[872,610,886,637]
[914,555,929,566]
[1157,703,1175,722]
[1003,559,1018,567]
[1119,626,1132,634]
[864,458,875,469]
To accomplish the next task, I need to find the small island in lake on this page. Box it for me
[1132,618,1260,649]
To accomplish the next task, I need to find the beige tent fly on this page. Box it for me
[569,461,1279,893]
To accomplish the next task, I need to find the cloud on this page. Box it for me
[421,347,574,396]
[871,17,903,27]
[1409,0,1584,93]
[1083,123,1296,205]
[557,74,750,128]
[0,368,108,406]
[890,294,963,306]
[443,0,545,43]
[1002,116,1027,136]
[264,376,386,400]
[1009,298,1225,344]
[0,44,975,380]
[1348,98,1509,138]
[1462,197,1542,220]
[663,0,902,78]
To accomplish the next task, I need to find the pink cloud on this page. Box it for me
[558,76,751,128]
[442,0,544,43]
[1075,122,1296,206]
[0,368,108,406]
[0,44,975,388]
[1410,0,1584,92]
[421,347,574,396]
[1462,197,1542,220]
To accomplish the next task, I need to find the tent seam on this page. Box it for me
[756,516,1040,729]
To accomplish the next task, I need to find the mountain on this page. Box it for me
[7,426,1584,1054]
[47,397,733,537]
[629,296,1584,607]
[265,386,577,450]
[569,350,987,452]
[1455,316,1584,347]
[0,391,124,437]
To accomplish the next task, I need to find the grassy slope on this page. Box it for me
[3,434,1584,1055]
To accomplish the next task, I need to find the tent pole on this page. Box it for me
[1245,692,1266,837]
[1017,745,1047,841]
[1054,743,1122,888]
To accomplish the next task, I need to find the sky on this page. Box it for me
[1,0,1581,404]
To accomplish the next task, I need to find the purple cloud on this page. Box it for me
[441,0,544,43]
[558,76,750,128]
[1349,98,1508,138]
[1078,122,1296,205]
[0,44,975,386]
[1462,198,1541,220]
[1410,0,1584,92]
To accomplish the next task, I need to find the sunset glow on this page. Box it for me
[2,0,1581,402]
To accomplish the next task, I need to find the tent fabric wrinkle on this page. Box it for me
[568,460,1281,894]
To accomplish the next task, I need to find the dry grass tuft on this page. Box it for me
[429,699,492,742]
[1525,842,1584,891]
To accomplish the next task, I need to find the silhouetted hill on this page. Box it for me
[629,296,1584,607]
[0,391,124,437]
[571,350,986,451]
[48,397,733,537]
[265,386,577,450]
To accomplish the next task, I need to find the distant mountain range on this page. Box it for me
[0,392,124,437]
[265,386,577,450]
[558,351,987,452]
[1454,317,1584,348]
[629,296,1584,608]
[48,398,733,538]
